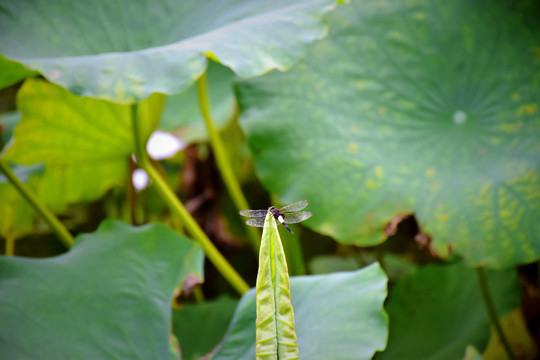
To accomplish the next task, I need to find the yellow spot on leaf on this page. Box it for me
[413,12,425,20]
[517,103,538,115]
[374,166,384,178]
[430,183,440,190]
[347,143,358,152]
[378,107,387,115]
[426,168,435,177]
[479,184,491,196]
[320,222,335,235]
[438,214,448,222]
[356,81,365,89]
[501,122,523,132]
[512,93,520,101]
[500,209,511,218]
[350,124,358,133]
[366,178,376,189]
[115,81,126,102]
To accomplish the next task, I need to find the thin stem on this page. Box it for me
[127,157,138,225]
[5,235,15,256]
[131,105,250,295]
[193,286,205,303]
[196,72,260,249]
[0,159,73,248]
[476,267,515,360]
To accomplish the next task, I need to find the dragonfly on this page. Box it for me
[239,200,312,234]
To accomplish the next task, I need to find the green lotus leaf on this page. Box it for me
[172,296,238,360]
[3,78,163,211]
[0,55,36,90]
[0,111,20,148]
[160,61,236,143]
[376,263,520,360]
[0,220,204,359]
[214,262,388,360]
[237,0,540,267]
[0,164,43,239]
[0,0,343,103]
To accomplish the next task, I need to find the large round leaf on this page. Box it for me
[0,220,204,359]
[214,263,388,360]
[3,78,162,211]
[376,263,521,359]
[0,0,342,103]
[237,0,540,267]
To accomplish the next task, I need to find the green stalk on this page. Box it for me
[196,72,260,249]
[0,159,73,248]
[5,235,15,256]
[476,267,515,360]
[130,105,249,295]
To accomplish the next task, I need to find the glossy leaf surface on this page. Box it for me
[237,0,540,267]
[0,0,342,103]
[214,263,388,360]
[0,220,204,359]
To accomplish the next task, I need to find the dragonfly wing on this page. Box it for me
[246,218,266,227]
[282,211,312,224]
[279,200,308,213]
[239,209,268,217]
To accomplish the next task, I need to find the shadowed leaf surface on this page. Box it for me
[172,296,239,360]
[376,263,521,360]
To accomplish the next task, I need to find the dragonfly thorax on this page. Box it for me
[268,206,281,218]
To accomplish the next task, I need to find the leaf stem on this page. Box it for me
[476,267,515,360]
[130,104,250,295]
[0,159,74,248]
[196,72,260,249]
[5,235,15,256]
